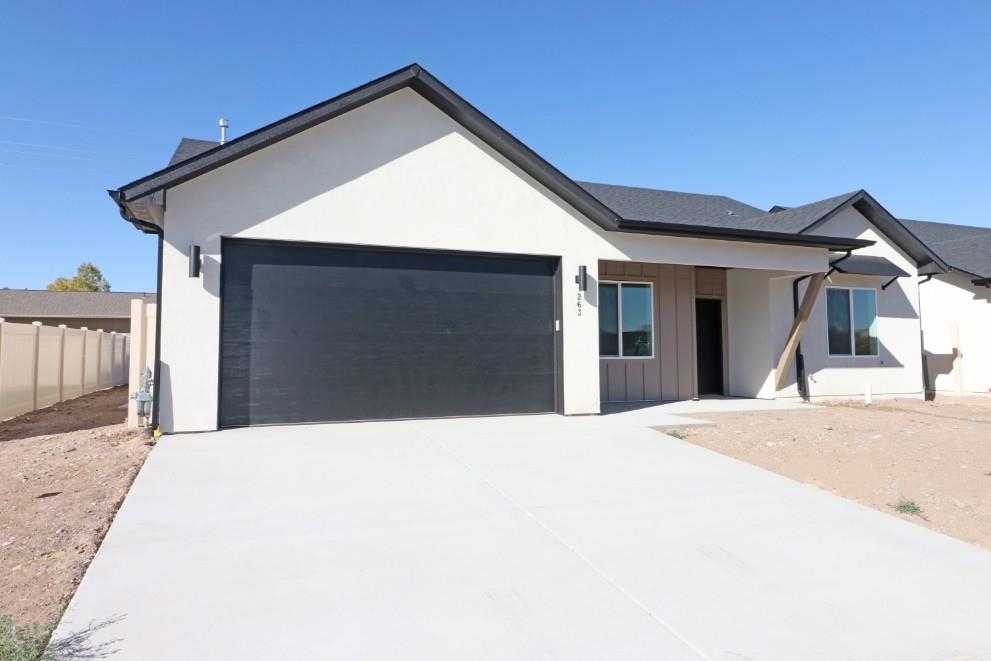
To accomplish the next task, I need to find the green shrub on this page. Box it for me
[893,498,924,517]
[0,615,52,661]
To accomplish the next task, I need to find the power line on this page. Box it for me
[0,147,116,163]
[0,114,158,137]
[0,139,136,157]
[0,162,116,176]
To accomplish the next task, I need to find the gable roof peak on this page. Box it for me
[111,63,621,234]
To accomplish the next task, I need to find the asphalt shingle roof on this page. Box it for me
[758,191,862,233]
[578,182,767,228]
[0,290,156,318]
[168,138,219,167]
[578,182,864,237]
[900,219,991,279]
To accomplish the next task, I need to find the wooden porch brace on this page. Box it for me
[774,272,826,390]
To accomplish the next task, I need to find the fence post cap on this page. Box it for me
[58,324,67,328]
[31,321,42,326]
[80,326,88,330]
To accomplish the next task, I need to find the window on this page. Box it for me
[826,287,878,356]
[599,282,653,358]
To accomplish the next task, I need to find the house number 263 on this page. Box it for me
[576,291,583,316]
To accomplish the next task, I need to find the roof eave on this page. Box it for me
[802,190,949,273]
[109,189,162,235]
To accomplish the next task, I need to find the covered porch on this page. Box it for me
[596,260,828,404]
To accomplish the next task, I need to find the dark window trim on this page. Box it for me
[826,286,879,358]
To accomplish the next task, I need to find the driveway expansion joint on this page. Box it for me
[412,422,714,661]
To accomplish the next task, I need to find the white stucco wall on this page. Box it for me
[726,269,776,398]
[157,87,829,432]
[774,207,925,399]
[919,272,991,395]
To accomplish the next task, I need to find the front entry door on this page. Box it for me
[695,298,724,395]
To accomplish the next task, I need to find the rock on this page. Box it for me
[62,445,76,453]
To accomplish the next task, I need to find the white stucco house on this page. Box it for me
[899,220,991,396]
[109,64,972,433]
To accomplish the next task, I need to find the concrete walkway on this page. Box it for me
[601,397,819,428]
[53,414,991,660]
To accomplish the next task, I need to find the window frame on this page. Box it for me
[825,286,879,358]
[598,280,655,360]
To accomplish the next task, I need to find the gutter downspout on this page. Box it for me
[918,273,935,400]
[791,250,852,401]
[151,233,164,432]
[110,189,165,434]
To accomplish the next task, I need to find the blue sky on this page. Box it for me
[1,1,988,291]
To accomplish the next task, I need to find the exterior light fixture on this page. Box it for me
[189,245,201,278]
[575,265,588,291]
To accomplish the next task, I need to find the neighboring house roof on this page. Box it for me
[0,290,156,319]
[900,219,991,282]
[110,64,869,253]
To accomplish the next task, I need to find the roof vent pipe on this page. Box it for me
[219,117,229,144]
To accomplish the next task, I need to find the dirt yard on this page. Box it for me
[678,396,991,549]
[0,387,151,628]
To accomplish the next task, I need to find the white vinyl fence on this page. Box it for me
[127,299,157,428]
[0,319,130,422]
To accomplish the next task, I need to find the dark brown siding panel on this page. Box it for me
[598,260,696,402]
[676,268,696,399]
[607,361,627,401]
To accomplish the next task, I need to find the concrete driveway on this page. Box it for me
[53,414,991,660]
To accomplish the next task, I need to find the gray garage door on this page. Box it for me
[219,240,560,427]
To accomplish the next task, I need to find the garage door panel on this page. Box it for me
[220,242,558,426]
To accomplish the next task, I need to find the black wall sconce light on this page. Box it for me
[575,264,588,291]
[188,245,201,278]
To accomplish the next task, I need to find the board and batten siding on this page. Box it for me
[599,261,709,402]
[695,267,727,297]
